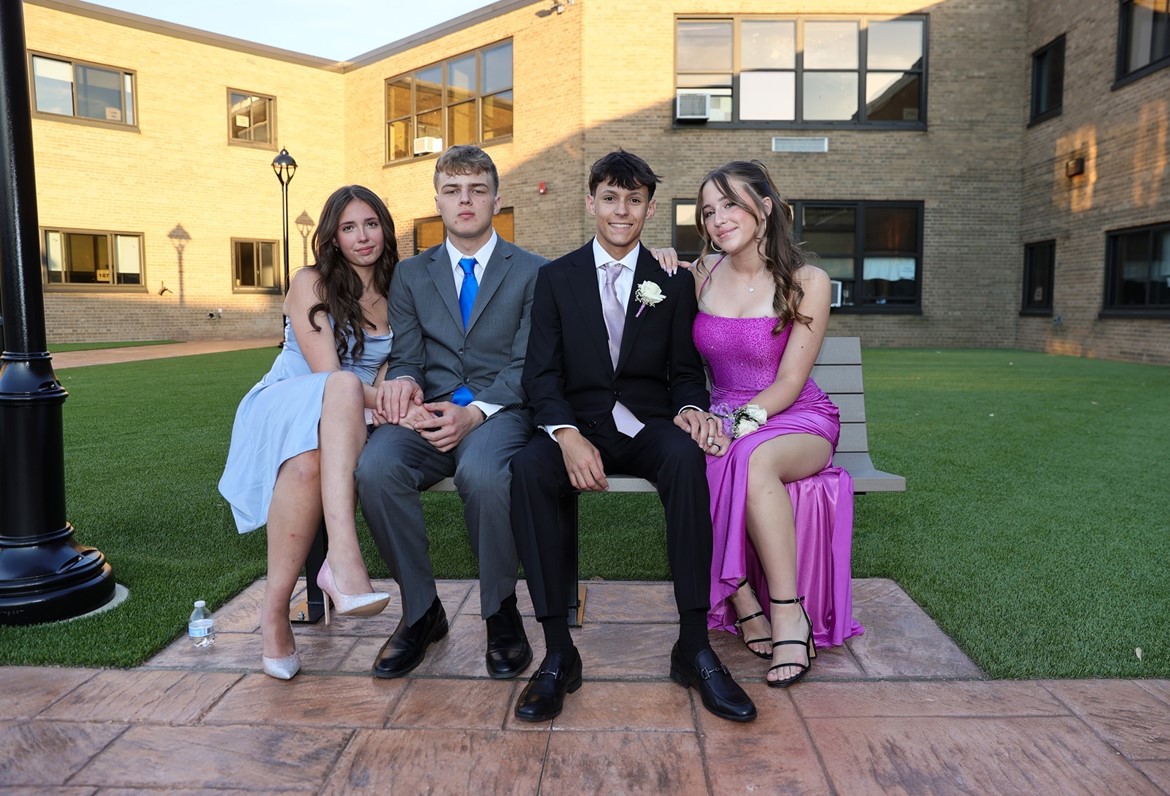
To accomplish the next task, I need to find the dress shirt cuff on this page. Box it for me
[470,400,501,418]
[677,405,705,416]
[542,423,577,441]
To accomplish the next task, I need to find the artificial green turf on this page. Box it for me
[48,340,176,353]
[0,347,1166,678]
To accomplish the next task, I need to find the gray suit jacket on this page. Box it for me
[386,238,547,409]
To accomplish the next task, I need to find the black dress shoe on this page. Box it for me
[669,643,756,723]
[485,596,533,679]
[513,649,582,722]
[372,596,447,679]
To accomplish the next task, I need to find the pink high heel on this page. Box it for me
[316,559,390,624]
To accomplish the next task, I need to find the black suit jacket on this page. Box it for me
[522,240,709,434]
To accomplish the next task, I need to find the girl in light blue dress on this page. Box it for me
[219,185,398,679]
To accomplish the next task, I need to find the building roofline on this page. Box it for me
[341,0,540,70]
[26,0,345,72]
[28,0,545,73]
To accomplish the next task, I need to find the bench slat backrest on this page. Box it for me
[811,336,904,492]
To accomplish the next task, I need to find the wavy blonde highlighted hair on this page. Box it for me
[694,160,809,332]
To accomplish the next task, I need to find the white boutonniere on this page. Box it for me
[635,281,664,317]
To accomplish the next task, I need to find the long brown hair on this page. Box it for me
[308,185,399,361]
[694,161,810,332]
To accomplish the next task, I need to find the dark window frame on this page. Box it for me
[385,40,514,164]
[41,227,146,290]
[231,238,281,294]
[1101,221,1170,316]
[1115,0,1170,88]
[227,88,277,148]
[1029,35,1065,126]
[795,200,924,313]
[29,51,137,129]
[673,14,929,130]
[1022,240,1056,315]
[670,200,705,263]
[670,198,923,313]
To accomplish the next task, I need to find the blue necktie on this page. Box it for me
[453,256,478,406]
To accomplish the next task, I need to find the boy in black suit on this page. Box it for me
[510,150,755,723]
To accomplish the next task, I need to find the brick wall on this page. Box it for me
[19,0,1169,362]
[1020,0,1170,364]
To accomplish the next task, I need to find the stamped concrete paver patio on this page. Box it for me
[4,577,1168,794]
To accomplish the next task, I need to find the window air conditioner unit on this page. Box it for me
[413,136,443,155]
[830,280,843,308]
[675,93,710,122]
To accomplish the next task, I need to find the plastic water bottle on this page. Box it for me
[188,599,216,649]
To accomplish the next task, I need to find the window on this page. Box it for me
[1104,222,1170,313]
[671,200,922,310]
[31,54,136,126]
[1030,36,1064,125]
[1117,0,1170,83]
[43,229,143,287]
[797,201,922,310]
[1022,240,1055,314]
[228,90,275,146]
[386,41,513,162]
[413,209,514,254]
[671,201,705,262]
[233,239,279,292]
[675,16,926,127]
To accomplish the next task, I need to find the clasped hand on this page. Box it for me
[372,377,483,451]
[674,408,730,457]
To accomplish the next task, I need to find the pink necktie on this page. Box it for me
[601,262,644,437]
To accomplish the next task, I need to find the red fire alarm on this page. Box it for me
[538,181,547,194]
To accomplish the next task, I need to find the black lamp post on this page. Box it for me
[167,224,189,308]
[271,149,296,294]
[295,210,314,268]
[0,1,114,624]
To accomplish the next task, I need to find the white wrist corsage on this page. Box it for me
[634,281,664,317]
[711,402,768,438]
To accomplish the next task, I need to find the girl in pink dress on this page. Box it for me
[689,161,862,687]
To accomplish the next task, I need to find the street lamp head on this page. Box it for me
[295,209,315,237]
[167,223,191,252]
[272,148,297,186]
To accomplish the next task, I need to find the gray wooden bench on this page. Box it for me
[292,336,903,625]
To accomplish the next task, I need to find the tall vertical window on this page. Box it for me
[1029,36,1065,125]
[1022,240,1056,314]
[31,54,136,126]
[1104,223,1170,313]
[671,201,705,262]
[228,90,275,146]
[413,209,514,253]
[796,201,922,310]
[675,16,926,127]
[1118,0,1170,82]
[233,239,279,292]
[43,230,143,287]
[386,40,513,162]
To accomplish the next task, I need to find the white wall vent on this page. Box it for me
[772,137,829,153]
[675,93,710,121]
[413,136,443,155]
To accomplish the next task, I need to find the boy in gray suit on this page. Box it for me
[357,145,546,680]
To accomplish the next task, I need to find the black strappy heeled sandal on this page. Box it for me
[732,579,771,660]
[767,596,817,688]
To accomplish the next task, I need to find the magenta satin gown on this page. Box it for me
[694,313,864,648]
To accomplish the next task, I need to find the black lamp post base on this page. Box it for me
[0,526,116,625]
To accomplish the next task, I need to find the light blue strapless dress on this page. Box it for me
[218,320,392,533]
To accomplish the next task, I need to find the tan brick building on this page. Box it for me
[21,0,1170,363]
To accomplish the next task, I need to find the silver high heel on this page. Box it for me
[262,651,301,680]
[316,559,390,625]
